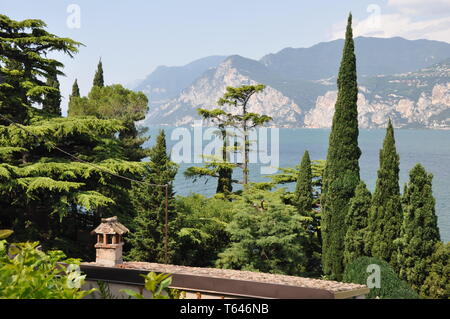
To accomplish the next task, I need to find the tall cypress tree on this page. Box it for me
[294,150,322,276]
[92,59,104,88]
[42,73,62,116]
[127,130,179,263]
[365,119,402,265]
[71,79,80,98]
[294,150,313,214]
[396,164,441,292]
[344,181,371,266]
[320,13,361,280]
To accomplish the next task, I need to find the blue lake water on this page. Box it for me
[144,127,450,242]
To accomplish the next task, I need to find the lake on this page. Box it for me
[144,127,450,242]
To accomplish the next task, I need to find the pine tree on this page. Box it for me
[320,13,361,280]
[127,130,179,263]
[365,119,402,265]
[0,14,147,260]
[217,85,271,185]
[92,59,104,88]
[344,181,371,266]
[42,73,62,116]
[396,164,441,292]
[216,187,309,276]
[294,151,313,214]
[0,14,80,125]
[184,108,237,195]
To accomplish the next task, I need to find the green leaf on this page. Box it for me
[0,229,13,239]
[120,289,144,299]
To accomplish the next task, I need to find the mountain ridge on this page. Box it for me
[135,37,450,129]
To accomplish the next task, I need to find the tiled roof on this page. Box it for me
[117,261,367,293]
[91,216,129,235]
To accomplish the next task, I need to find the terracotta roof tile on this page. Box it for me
[117,261,367,293]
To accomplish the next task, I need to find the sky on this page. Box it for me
[1,0,450,114]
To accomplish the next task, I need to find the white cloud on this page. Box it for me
[388,0,450,16]
[329,5,450,43]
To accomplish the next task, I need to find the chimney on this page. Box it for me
[91,216,129,267]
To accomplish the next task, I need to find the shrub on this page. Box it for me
[216,188,310,276]
[420,242,449,299]
[173,194,234,267]
[121,272,184,299]
[343,256,419,299]
[0,233,95,299]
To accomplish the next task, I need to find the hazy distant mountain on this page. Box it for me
[134,55,226,104]
[135,37,450,128]
[261,37,450,80]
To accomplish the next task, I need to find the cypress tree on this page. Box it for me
[92,59,104,88]
[294,150,322,276]
[127,130,179,263]
[320,13,361,280]
[396,164,441,292]
[294,151,313,214]
[42,73,62,116]
[71,79,80,98]
[344,181,371,266]
[365,119,402,265]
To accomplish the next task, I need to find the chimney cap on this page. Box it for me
[91,216,129,235]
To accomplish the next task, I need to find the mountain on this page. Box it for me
[144,55,304,127]
[260,37,450,80]
[305,58,450,128]
[136,37,450,129]
[134,55,227,105]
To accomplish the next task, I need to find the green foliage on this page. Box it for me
[217,84,271,185]
[71,79,80,98]
[396,164,441,292]
[420,242,450,299]
[0,116,147,258]
[294,151,313,214]
[42,73,62,116]
[321,13,361,280]
[68,84,149,161]
[121,272,183,299]
[186,108,237,194]
[174,194,234,267]
[0,14,81,125]
[187,84,271,191]
[95,281,119,299]
[92,59,104,88]
[0,238,95,299]
[268,159,325,189]
[216,187,309,276]
[343,256,419,299]
[127,130,179,264]
[366,120,402,265]
[0,229,14,239]
[344,181,371,266]
[69,84,148,123]
[292,151,322,276]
